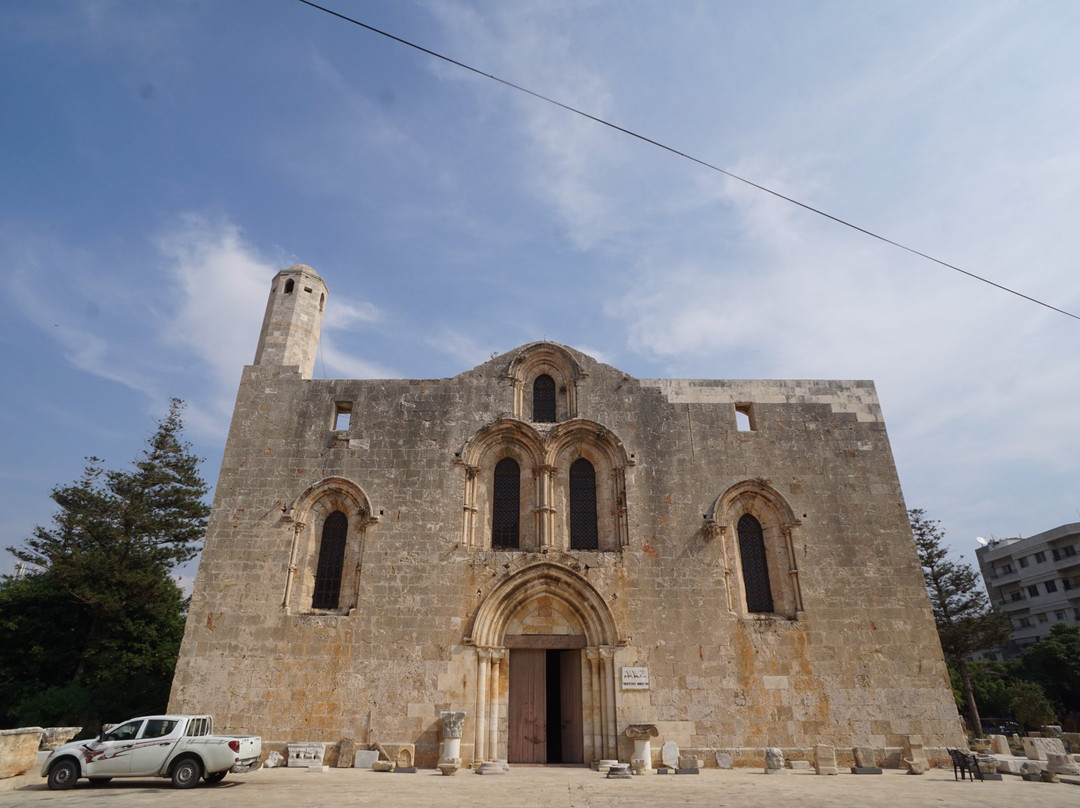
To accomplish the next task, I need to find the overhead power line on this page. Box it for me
[297,0,1080,323]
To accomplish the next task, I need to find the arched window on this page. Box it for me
[312,510,348,609]
[569,458,598,550]
[284,278,295,294]
[533,374,556,422]
[492,458,520,549]
[738,514,773,613]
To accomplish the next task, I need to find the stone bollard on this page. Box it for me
[438,711,466,776]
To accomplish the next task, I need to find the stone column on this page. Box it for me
[488,649,505,761]
[439,711,467,775]
[586,649,602,763]
[599,647,617,759]
[535,465,558,549]
[473,649,491,766]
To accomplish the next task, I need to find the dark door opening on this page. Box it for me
[509,648,582,764]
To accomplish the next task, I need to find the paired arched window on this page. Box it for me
[533,375,556,422]
[737,514,774,613]
[312,510,348,609]
[492,458,520,549]
[569,458,598,549]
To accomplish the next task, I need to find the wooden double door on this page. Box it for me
[507,648,583,763]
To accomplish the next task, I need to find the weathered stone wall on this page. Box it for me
[170,287,963,765]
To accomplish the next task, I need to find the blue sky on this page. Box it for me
[2,1,1079,589]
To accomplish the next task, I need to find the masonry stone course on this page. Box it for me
[170,266,963,768]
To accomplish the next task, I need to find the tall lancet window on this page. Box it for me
[533,374,556,422]
[312,511,348,609]
[737,514,774,613]
[569,458,598,550]
[492,458,521,549]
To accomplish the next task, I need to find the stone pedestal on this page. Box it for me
[813,744,838,776]
[607,762,632,779]
[624,724,658,775]
[475,760,506,775]
[438,711,466,776]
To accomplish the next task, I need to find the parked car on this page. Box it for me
[41,715,261,790]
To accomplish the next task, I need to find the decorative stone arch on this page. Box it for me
[706,480,803,618]
[545,420,633,551]
[282,477,379,614]
[459,419,546,548]
[466,562,622,765]
[506,342,585,422]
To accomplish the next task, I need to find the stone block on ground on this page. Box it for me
[813,744,838,776]
[661,741,679,769]
[715,752,733,769]
[989,734,1010,756]
[264,750,285,768]
[286,742,327,768]
[902,735,929,775]
[764,747,787,774]
[39,727,82,751]
[336,738,355,768]
[1023,736,1066,760]
[0,728,45,779]
[354,749,379,769]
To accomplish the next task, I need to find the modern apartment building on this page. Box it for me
[975,522,1080,657]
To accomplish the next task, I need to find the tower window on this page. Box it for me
[735,403,755,432]
[312,511,347,609]
[492,458,520,549]
[569,458,598,550]
[533,374,557,422]
[334,402,352,431]
[284,278,295,294]
[737,514,773,613]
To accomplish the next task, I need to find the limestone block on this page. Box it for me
[814,744,838,775]
[39,727,82,751]
[382,743,415,769]
[764,747,787,774]
[1023,736,1066,760]
[661,740,679,769]
[790,760,811,770]
[475,761,505,775]
[287,742,327,767]
[372,760,395,772]
[715,752,733,769]
[0,727,44,779]
[354,749,380,769]
[264,750,285,768]
[1046,753,1080,776]
[336,738,355,768]
[902,735,928,775]
[607,763,632,779]
[989,734,1010,756]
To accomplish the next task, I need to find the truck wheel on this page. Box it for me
[205,771,227,784]
[171,758,202,789]
[47,759,79,791]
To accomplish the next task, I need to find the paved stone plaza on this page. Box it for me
[4,765,1079,808]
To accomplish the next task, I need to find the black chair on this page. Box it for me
[947,748,983,781]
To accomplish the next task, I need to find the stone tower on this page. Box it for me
[253,264,327,379]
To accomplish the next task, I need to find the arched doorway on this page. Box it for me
[468,563,620,765]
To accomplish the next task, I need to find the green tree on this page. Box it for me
[1,399,209,729]
[1008,679,1057,731]
[910,508,1012,735]
[1019,622,1080,723]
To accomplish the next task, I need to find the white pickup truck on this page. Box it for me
[41,714,261,790]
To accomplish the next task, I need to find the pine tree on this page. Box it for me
[2,399,209,728]
[910,508,1012,735]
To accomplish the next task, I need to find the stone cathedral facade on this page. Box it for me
[169,264,963,767]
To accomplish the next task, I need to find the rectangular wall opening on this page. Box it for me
[333,402,352,431]
[735,403,755,432]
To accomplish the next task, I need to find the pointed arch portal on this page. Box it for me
[467,563,621,765]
